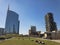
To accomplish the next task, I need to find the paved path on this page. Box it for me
[42,38,60,43]
[51,40,60,43]
[36,38,60,43]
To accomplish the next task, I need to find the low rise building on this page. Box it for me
[0,28,4,36]
[44,31,60,39]
[29,26,41,37]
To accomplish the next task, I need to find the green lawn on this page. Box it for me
[0,37,60,45]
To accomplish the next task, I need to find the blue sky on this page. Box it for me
[0,0,60,35]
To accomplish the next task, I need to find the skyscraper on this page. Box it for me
[45,13,57,32]
[5,6,19,34]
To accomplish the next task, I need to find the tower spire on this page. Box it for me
[8,5,9,10]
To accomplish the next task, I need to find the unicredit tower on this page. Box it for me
[5,6,19,34]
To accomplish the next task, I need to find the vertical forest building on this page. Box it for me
[45,13,57,32]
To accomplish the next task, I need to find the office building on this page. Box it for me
[31,26,36,33]
[29,26,36,35]
[5,6,19,34]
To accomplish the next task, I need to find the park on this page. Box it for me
[0,35,60,45]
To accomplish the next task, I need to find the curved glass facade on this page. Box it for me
[5,10,19,34]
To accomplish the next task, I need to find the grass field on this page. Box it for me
[0,37,60,45]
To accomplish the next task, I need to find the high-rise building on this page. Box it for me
[5,6,19,34]
[45,13,57,32]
